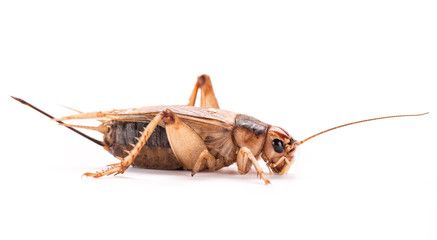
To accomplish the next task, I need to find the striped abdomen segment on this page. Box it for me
[105,121,182,170]
[112,121,170,148]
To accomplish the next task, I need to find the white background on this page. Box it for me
[1,1,436,239]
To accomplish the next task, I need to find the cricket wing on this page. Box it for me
[54,105,239,159]
[106,105,236,126]
[181,118,238,162]
[105,105,239,160]
[55,105,235,126]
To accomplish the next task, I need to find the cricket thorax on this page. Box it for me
[104,121,183,170]
[232,114,269,157]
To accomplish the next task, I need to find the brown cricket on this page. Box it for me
[12,75,428,184]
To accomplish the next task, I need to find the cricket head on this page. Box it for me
[262,126,299,175]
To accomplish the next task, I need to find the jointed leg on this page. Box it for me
[83,112,164,177]
[187,74,220,108]
[191,150,218,176]
[237,147,271,184]
[162,109,221,174]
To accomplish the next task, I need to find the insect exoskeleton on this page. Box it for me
[262,126,298,175]
[11,74,428,184]
[232,114,297,175]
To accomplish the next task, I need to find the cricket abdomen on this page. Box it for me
[104,121,183,170]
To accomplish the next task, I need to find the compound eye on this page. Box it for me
[272,138,284,153]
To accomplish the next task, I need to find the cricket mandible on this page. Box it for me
[12,75,428,184]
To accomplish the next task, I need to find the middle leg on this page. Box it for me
[191,150,220,176]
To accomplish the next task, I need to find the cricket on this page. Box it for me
[12,75,428,184]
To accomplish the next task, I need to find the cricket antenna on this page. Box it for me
[11,96,104,147]
[299,112,429,145]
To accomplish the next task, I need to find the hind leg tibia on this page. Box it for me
[187,74,220,108]
[83,112,164,178]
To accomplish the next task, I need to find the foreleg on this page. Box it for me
[237,147,271,184]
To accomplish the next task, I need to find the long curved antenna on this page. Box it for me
[299,112,429,145]
[11,96,104,147]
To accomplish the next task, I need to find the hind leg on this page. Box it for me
[83,112,164,177]
[187,74,220,108]
[162,109,219,172]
